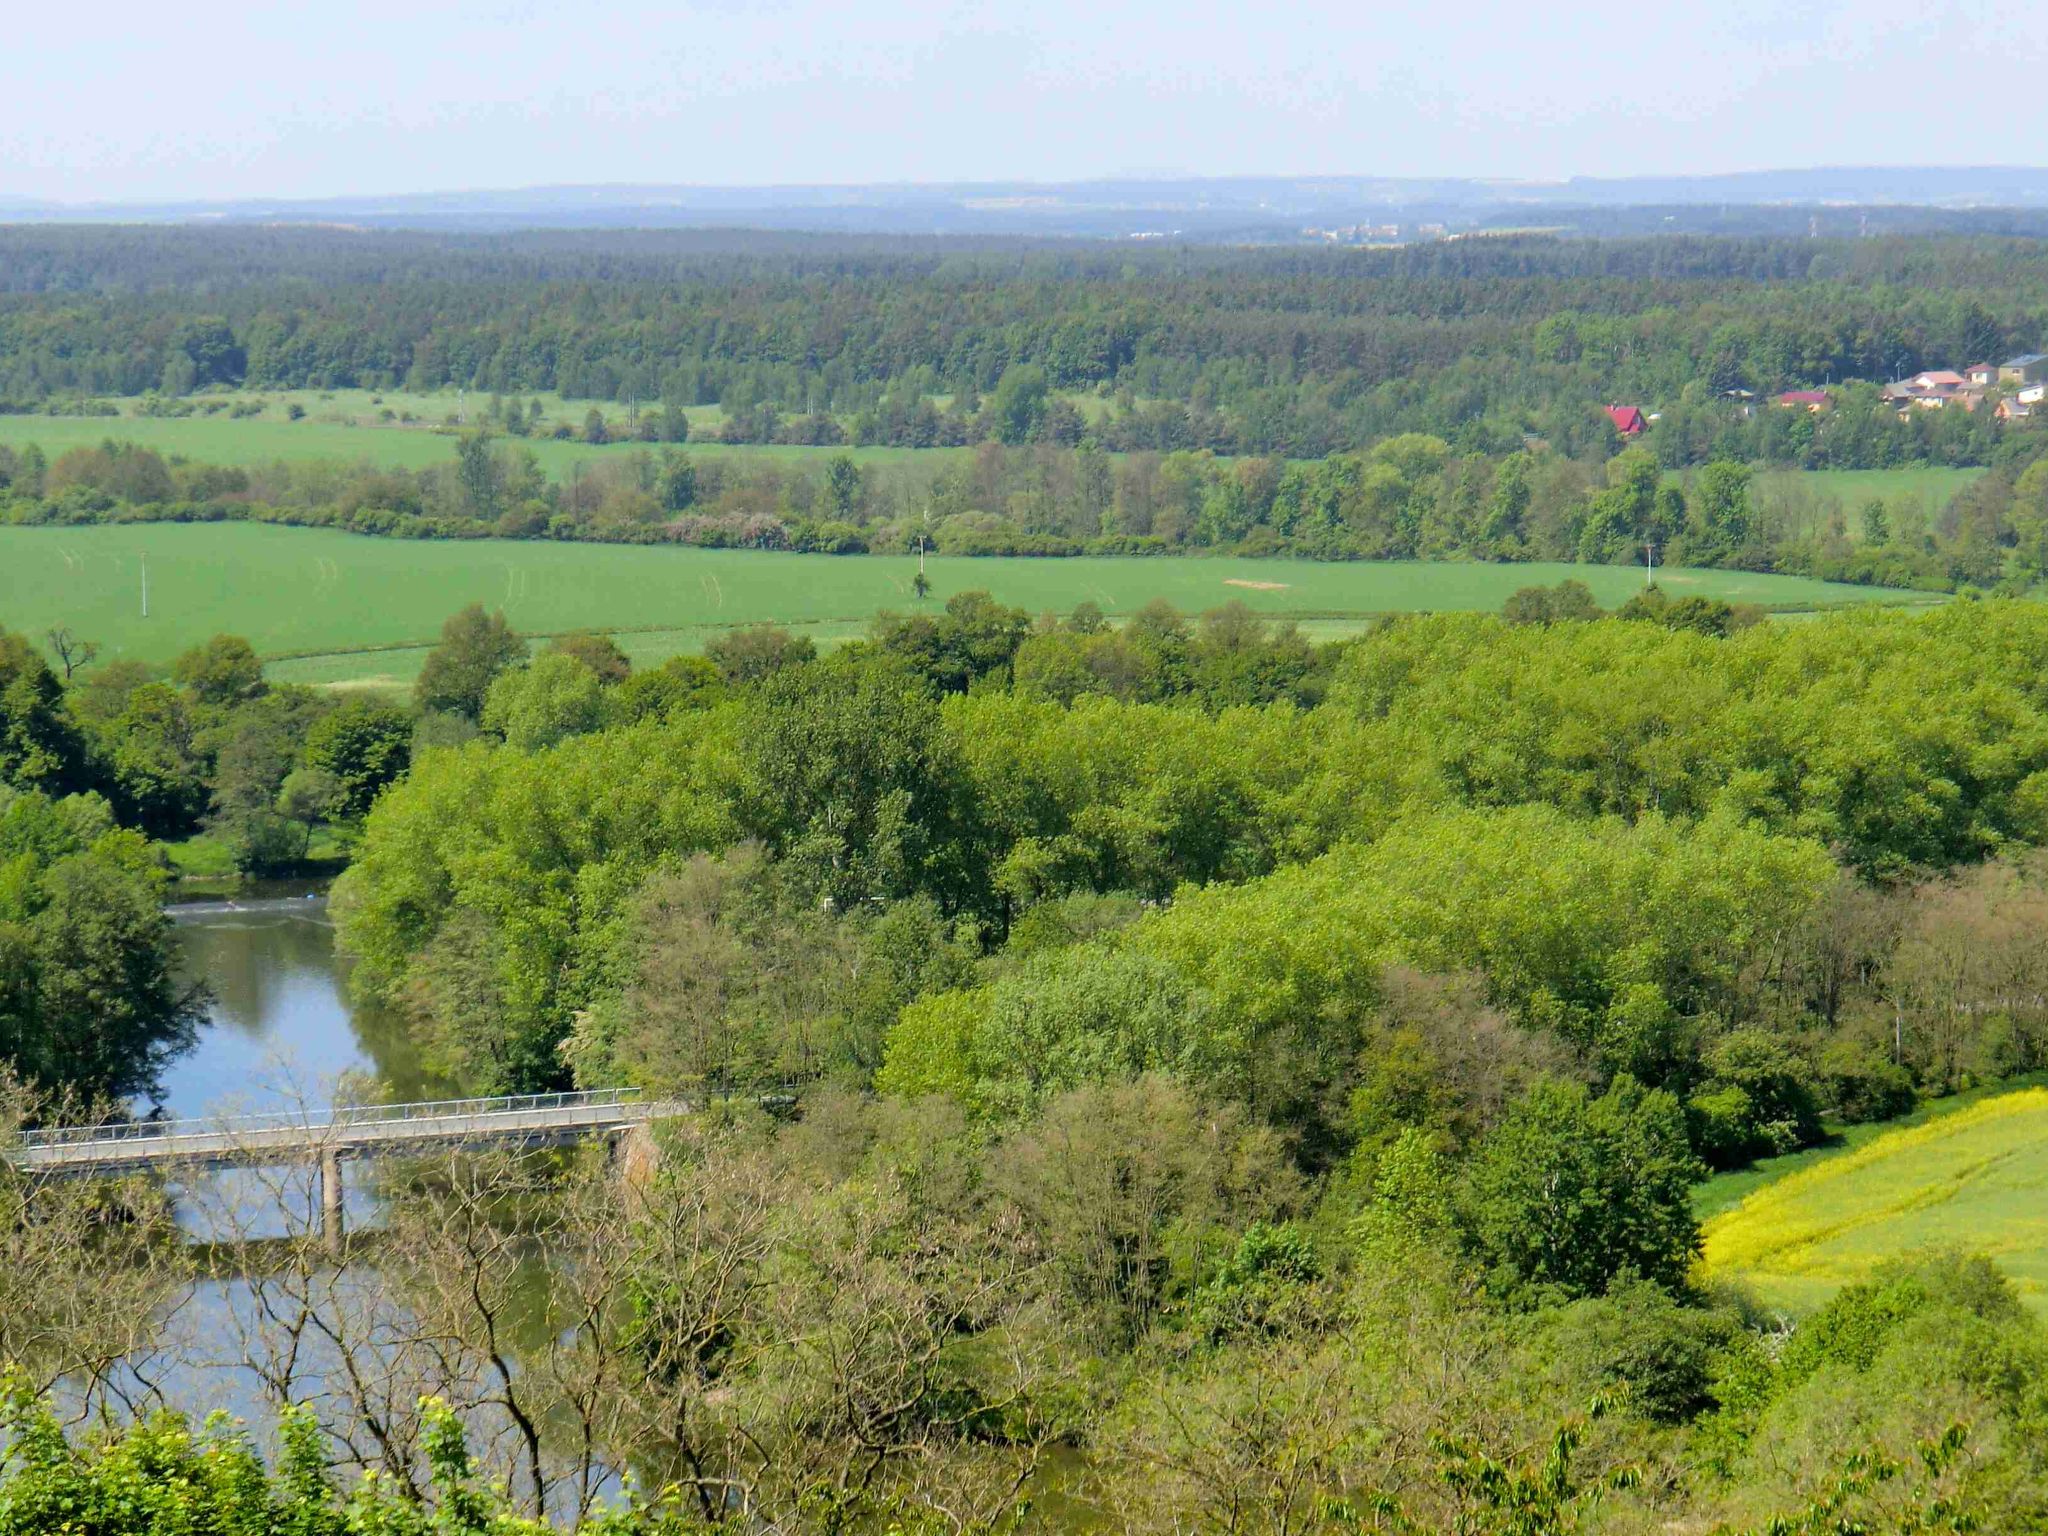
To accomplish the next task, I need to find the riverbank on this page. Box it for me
[162,830,349,901]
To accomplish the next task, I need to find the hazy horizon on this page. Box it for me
[15,164,2048,212]
[5,1,2044,204]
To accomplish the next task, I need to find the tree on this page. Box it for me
[990,364,1051,444]
[563,846,839,1091]
[0,631,88,798]
[735,653,976,914]
[0,788,202,1099]
[656,449,697,511]
[1504,580,1601,625]
[581,407,610,445]
[207,695,329,874]
[607,654,724,724]
[1687,459,1754,563]
[274,766,344,858]
[991,1075,1297,1342]
[543,631,630,684]
[414,605,525,720]
[824,453,862,518]
[480,653,606,751]
[1687,1027,1824,1169]
[1577,450,1663,563]
[41,628,97,683]
[301,699,413,819]
[171,634,266,706]
[454,429,499,520]
[703,624,816,686]
[92,681,208,838]
[1460,1075,1702,1298]
[870,589,1031,693]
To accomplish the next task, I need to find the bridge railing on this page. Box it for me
[16,1087,650,1152]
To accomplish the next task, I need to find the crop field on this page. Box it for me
[1661,466,1986,530]
[0,522,1941,687]
[0,405,959,478]
[0,400,2002,509]
[1751,466,1985,508]
[1700,1087,2048,1316]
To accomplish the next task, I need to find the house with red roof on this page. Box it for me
[1604,404,1647,437]
[1883,371,1983,412]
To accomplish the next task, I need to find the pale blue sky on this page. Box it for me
[4,0,2042,203]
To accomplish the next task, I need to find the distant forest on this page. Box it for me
[3,227,2048,464]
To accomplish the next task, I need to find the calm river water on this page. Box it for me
[161,894,437,1116]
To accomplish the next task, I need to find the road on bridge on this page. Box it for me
[12,1089,680,1175]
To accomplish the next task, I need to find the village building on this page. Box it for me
[2000,353,2048,385]
[1604,404,1648,436]
[1777,389,1830,412]
[1883,370,1984,411]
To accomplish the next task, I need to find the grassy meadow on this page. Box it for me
[0,522,1941,688]
[0,394,957,477]
[1701,1086,2048,1316]
[1751,465,1985,507]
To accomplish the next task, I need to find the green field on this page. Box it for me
[1750,466,1986,507]
[0,404,958,478]
[0,523,1942,687]
[0,400,2004,509]
[1701,1087,2048,1316]
[1663,466,1985,536]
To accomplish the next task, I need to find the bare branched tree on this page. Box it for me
[43,626,100,682]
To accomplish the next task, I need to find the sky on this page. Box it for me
[4,0,2043,203]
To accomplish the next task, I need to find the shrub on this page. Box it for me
[1818,1040,1917,1124]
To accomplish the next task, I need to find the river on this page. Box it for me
[105,895,1085,1525]
[112,897,595,1507]
[161,893,438,1116]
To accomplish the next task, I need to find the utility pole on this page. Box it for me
[140,554,149,619]
[1644,541,1656,589]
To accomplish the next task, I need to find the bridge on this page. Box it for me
[14,1089,683,1249]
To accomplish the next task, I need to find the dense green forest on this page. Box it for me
[1,226,2044,463]
[14,226,2048,589]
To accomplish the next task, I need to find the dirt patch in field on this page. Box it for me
[1223,578,1291,592]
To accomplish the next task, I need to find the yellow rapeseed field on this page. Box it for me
[1700,1087,2048,1315]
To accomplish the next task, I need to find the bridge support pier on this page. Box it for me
[613,1122,661,1207]
[320,1149,343,1255]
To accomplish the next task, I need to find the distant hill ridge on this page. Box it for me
[10,168,2048,238]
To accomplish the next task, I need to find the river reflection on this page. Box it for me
[161,897,441,1116]
[94,900,608,1515]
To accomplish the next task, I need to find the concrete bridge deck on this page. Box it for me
[14,1089,675,1175]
